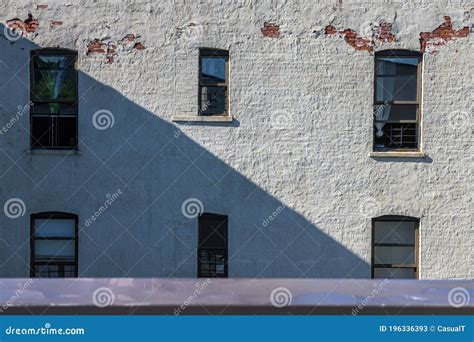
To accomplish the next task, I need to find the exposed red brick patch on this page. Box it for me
[86,39,106,55]
[6,14,39,36]
[261,22,280,38]
[35,4,48,9]
[105,42,117,64]
[325,25,337,35]
[50,20,62,28]
[87,34,145,64]
[340,28,374,52]
[23,14,39,32]
[133,42,145,50]
[123,34,136,42]
[376,21,396,43]
[325,21,398,52]
[420,16,469,53]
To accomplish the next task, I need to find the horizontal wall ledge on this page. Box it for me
[0,278,472,315]
[172,115,234,123]
[369,151,426,158]
[27,149,80,156]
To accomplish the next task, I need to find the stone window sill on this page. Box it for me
[171,115,233,123]
[369,151,425,158]
[28,149,80,156]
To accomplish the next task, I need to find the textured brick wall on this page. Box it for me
[0,0,472,279]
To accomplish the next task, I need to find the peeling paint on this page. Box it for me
[325,25,374,52]
[86,38,106,54]
[376,21,396,43]
[86,34,145,64]
[420,16,469,53]
[6,14,39,36]
[261,22,280,38]
[50,20,62,28]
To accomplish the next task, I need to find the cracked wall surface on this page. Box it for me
[0,0,472,279]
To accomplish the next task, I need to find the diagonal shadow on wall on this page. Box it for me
[0,25,370,279]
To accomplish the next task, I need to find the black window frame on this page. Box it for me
[371,215,419,279]
[373,50,422,152]
[198,48,229,117]
[197,213,228,278]
[30,48,79,150]
[30,212,78,278]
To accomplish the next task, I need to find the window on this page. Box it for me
[30,49,78,149]
[372,216,419,279]
[199,49,229,116]
[374,50,421,151]
[198,213,228,278]
[30,212,78,278]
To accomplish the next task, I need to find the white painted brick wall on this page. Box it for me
[0,0,472,279]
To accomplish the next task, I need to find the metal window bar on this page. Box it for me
[30,49,78,149]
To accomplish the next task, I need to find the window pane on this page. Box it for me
[32,103,77,116]
[35,219,75,237]
[374,104,417,122]
[374,246,415,265]
[376,57,418,76]
[33,55,76,101]
[57,116,77,147]
[374,220,416,244]
[199,249,226,277]
[201,57,226,81]
[376,76,417,101]
[35,264,59,278]
[35,240,75,258]
[31,116,51,147]
[34,264,77,278]
[200,86,226,115]
[373,267,416,279]
[373,122,418,150]
[199,217,227,249]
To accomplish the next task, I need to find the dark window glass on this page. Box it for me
[201,57,226,81]
[373,51,421,151]
[372,216,418,279]
[31,50,78,149]
[199,49,229,116]
[31,213,78,278]
[31,116,51,147]
[200,86,227,116]
[198,213,228,278]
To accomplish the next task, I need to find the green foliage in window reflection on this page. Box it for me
[33,73,76,101]
[33,55,76,102]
